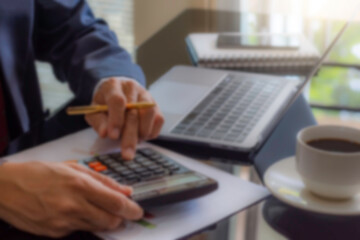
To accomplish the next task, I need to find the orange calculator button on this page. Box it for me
[89,161,101,168]
[94,165,107,172]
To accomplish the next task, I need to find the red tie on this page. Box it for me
[0,81,8,154]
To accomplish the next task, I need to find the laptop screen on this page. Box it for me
[293,21,350,107]
[273,18,353,131]
[256,10,359,153]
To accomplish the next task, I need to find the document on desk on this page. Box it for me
[5,128,270,240]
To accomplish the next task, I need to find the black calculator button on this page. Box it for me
[142,173,162,181]
[113,156,123,161]
[139,172,152,178]
[114,166,128,172]
[125,174,138,179]
[150,154,163,160]
[109,162,122,168]
[101,169,112,175]
[148,153,161,159]
[134,167,147,173]
[120,170,134,176]
[114,177,125,183]
[144,162,158,167]
[134,156,147,163]
[141,161,154,167]
[147,165,161,171]
[122,161,136,166]
[102,159,114,165]
[138,148,153,156]
[125,175,140,183]
[128,163,141,169]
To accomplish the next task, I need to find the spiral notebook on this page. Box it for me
[186,33,320,74]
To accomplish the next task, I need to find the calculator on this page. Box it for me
[79,148,218,207]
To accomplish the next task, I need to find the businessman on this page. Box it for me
[0,0,164,237]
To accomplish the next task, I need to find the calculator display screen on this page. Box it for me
[133,174,205,195]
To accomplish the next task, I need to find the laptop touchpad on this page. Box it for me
[150,81,208,115]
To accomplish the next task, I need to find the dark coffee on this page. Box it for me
[307,138,360,153]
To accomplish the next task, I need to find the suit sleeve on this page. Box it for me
[33,0,145,103]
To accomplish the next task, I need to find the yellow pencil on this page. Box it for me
[66,102,156,115]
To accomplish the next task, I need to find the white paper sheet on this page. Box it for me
[5,128,269,240]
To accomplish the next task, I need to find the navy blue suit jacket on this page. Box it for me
[0,0,145,140]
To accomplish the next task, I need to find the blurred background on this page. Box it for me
[38,0,360,127]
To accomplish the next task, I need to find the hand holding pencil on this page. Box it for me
[83,77,164,160]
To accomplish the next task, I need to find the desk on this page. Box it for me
[2,9,360,240]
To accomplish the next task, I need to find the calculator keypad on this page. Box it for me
[84,148,190,185]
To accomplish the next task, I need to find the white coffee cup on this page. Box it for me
[296,125,360,199]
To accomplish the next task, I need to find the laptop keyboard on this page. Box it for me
[171,75,281,143]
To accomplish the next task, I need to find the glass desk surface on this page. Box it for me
[136,9,360,240]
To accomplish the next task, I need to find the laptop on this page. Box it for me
[149,20,350,163]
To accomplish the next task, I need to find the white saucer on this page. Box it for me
[264,156,360,216]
